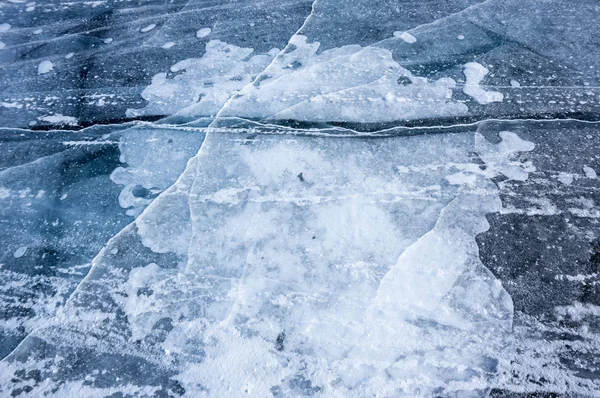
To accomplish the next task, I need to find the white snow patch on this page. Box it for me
[557,172,574,185]
[161,41,175,49]
[1,101,22,108]
[555,302,600,322]
[103,37,113,44]
[0,42,5,50]
[583,165,597,178]
[38,114,79,126]
[510,79,521,87]
[65,52,74,59]
[0,23,11,33]
[37,60,53,74]
[463,62,504,104]
[196,27,211,39]
[393,31,417,43]
[13,246,27,258]
[140,24,156,33]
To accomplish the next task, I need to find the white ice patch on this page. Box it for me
[393,31,417,43]
[161,41,175,49]
[217,35,468,122]
[583,165,597,178]
[140,23,156,33]
[38,114,78,126]
[110,127,205,217]
[120,129,534,396]
[13,246,27,258]
[0,23,10,33]
[196,27,211,38]
[127,40,275,118]
[557,172,574,185]
[37,60,53,74]
[555,302,600,322]
[463,62,504,104]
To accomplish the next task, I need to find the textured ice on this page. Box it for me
[214,36,468,123]
[127,41,277,119]
[1,0,600,396]
[0,128,535,396]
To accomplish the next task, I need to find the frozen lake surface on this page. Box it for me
[0,0,599,396]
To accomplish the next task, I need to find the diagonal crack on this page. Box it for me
[210,0,321,124]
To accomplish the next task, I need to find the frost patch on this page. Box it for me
[110,127,204,217]
[463,62,504,104]
[555,302,600,322]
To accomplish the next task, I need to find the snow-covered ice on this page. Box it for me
[1,0,599,396]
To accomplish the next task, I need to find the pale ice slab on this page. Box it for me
[0,127,536,396]
[216,35,468,123]
[127,40,277,118]
[110,126,205,217]
[129,129,533,396]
